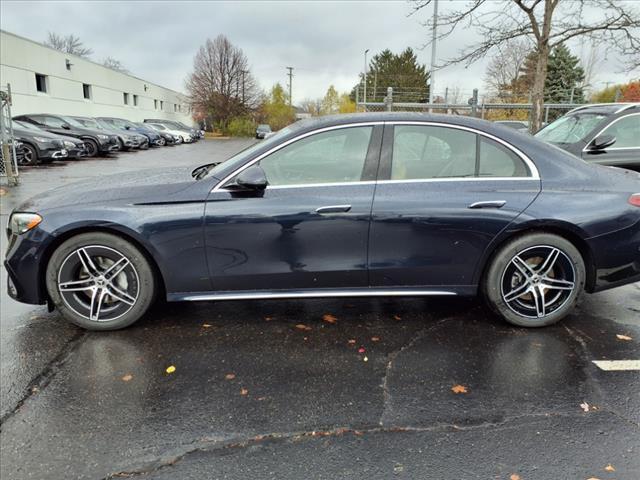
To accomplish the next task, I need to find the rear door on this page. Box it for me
[368,122,541,290]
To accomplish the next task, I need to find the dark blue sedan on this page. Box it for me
[5,113,640,330]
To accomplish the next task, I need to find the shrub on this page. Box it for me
[226,117,256,137]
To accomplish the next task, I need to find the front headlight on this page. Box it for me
[97,134,109,140]
[33,136,52,144]
[9,213,42,235]
[64,140,75,149]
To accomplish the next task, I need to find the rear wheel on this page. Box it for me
[46,232,155,330]
[483,233,585,327]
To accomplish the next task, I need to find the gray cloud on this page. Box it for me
[2,0,636,104]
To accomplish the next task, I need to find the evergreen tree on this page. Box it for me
[351,48,430,103]
[544,44,585,103]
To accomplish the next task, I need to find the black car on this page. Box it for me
[13,114,119,157]
[134,123,175,146]
[97,118,163,147]
[535,103,639,171]
[6,113,640,331]
[72,117,148,151]
[14,120,88,160]
[10,120,68,165]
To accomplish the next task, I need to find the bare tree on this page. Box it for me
[412,0,640,131]
[484,38,532,100]
[578,39,605,95]
[44,32,93,58]
[185,35,258,128]
[103,56,129,74]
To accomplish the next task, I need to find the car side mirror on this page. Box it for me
[235,165,268,190]
[588,134,616,151]
[125,125,130,130]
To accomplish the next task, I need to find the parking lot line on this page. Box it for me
[592,360,640,371]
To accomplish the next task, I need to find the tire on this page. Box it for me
[483,233,585,327]
[45,232,156,330]
[84,138,99,157]
[20,143,39,165]
[157,137,166,146]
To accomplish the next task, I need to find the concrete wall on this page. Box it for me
[0,30,193,124]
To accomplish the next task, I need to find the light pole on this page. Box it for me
[428,0,438,111]
[363,49,369,111]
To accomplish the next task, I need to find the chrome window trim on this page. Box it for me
[388,121,540,180]
[582,112,640,153]
[181,288,457,302]
[212,119,540,192]
[212,122,384,192]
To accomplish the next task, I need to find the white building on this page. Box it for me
[0,30,193,124]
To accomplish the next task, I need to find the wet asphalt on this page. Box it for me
[0,140,638,480]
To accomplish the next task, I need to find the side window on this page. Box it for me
[259,126,373,186]
[601,115,640,149]
[43,116,68,128]
[391,126,476,179]
[479,137,530,177]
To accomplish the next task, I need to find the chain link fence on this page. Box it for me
[356,87,585,127]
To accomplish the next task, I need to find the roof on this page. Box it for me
[566,103,640,115]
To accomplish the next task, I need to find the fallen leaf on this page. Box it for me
[122,374,133,382]
[616,334,632,341]
[257,396,266,401]
[580,402,590,412]
[264,316,273,321]
[604,464,615,472]
[510,475,521,480]
[295,324,312,331]
[358,347,366,353]
[202,323,212,328]
[393,315,402,321]
[0,188,6,197]
[166,365,176,374]
[587,477,602,480]
[225,373,236,380]
[371,336,380,342]
[240,388,248,396]
[323,314,338,324]
[348,339,356,345]
[451,384,468,394]
[363,356,368,362]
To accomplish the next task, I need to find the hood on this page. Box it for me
[18,167,204,212]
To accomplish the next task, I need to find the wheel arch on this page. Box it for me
[476,222,597,293]
[40,225,167,304]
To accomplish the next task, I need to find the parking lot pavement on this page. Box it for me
[1,140,639,479]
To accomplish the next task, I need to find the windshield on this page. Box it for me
[199,124,297,179]
[535,113,607,144]
[75,118,101,129]
[149,123,166,131]
[59,116,87,128]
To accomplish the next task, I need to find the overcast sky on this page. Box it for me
[2,1,637,104]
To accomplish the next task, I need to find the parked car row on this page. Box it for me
[9,114,204,166]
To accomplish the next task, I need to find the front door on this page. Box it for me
[204,124,382,292]
[369,123,541,290]
[583,113,640,171]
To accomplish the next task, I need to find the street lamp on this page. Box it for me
[364,49,369,111]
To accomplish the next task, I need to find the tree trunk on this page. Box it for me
[530,45,550,133]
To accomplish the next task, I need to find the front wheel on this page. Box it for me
[84,139,99,157]
[483,233,585,327]
[20,144,40,165]
[46,232,156,330]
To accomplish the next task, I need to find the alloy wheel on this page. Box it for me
[500,245,576,319]
[57,245,140,322]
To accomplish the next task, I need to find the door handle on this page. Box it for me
[468,200,507,209]
[315,205,352,214]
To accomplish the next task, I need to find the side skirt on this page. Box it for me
[167,287,475,302]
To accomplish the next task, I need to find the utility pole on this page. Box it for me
[428,0,438,112]
[286,66,294,107]
[363,49,369,111]
[241,69,247,105]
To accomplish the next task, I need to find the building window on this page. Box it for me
[123,92,129,105]
[174,104,177,112]
[160,100,164,110]
[35,74,48,93]
[133,94,138,106]
[154,99,158,109]
[82,84,92,100]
